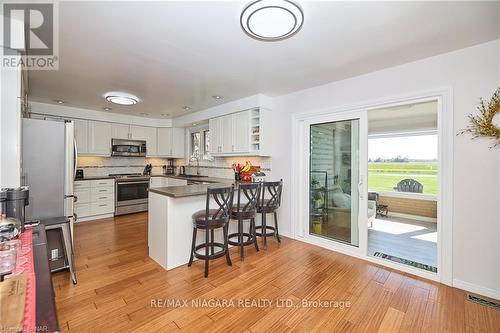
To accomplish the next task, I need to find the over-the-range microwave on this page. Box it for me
[111,139,147,157]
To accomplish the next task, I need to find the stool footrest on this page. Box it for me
[227,232,256,246]
[193,242,227,260]
[255,225,276,237]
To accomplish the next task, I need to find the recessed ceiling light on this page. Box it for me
[212,95,223,100]
[240,0,304,41]
[161,113,170,117]
[103,107,112,111]
[104,91,139,105]
[140,113,149,116]
[182,106,191,111]
[54,99,64,104]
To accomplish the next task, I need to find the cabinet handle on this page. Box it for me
[98,197,107,199]
[98,204,107,207]
[232,145,234,152]
[170,149,172,155]
[99,189,106,192]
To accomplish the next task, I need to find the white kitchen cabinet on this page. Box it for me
[209,117,222,154]
[171,128,185,158]
[157,128,185,157]
[144,127,158,156]
[166,178,187,186]
[232,110,251,153]
[208,108,267,156]
[73,119,89,154]
[221,115,233,153]
[157,128,172,156]
[74,179,115,221]
[89,121,112,155]
[111,123,130,140]
[130,125,146,140]
[150,177,166,188]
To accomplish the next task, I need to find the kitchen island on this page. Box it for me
[148,181,243,271]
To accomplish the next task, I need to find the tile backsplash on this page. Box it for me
[77,157,170,177]
[77,156,272,179]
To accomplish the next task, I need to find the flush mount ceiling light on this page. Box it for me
[161,113,170,117]
[212,95,223,100]
[103,107,112,111]
[182,106,191,111]
[240,0,304,41]
[104,92,139,106]
[54,99,64,104]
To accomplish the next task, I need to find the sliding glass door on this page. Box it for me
[309,118,361,246]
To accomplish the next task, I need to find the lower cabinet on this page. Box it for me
[149,176,187,188]
[74,179,115,221]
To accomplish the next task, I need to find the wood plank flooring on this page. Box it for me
[52,213,499,332]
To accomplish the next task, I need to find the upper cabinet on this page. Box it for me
[89,121,112,156]
[111,123,130,140]
[157,128,185,158]
[209,108,267,156]
[111,124,146,141]
[129,125,146,141]
[74,119,89,154]
[74,120,183,158]
[144,127,158,156]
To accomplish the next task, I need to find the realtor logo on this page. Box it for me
[2,2,58,69]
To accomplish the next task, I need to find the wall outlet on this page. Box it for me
[51,248,59,261]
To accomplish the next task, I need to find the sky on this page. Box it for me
[368,134,437,160]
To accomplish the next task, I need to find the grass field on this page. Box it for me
[368,162,438,195]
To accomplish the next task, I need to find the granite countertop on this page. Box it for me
[150,174,233,184]
[149,182,233,198]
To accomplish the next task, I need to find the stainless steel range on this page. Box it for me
[111,173,150,215]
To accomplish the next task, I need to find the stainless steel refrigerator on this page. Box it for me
[22,118,76,270]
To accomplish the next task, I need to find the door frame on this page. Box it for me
[299,110,369,258]
[291,87,453,285]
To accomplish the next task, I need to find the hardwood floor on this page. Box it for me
[52,213,499,332]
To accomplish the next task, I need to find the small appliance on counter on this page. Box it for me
[75,169,84,179]
[165,159,175,175]
[0,187,29,229]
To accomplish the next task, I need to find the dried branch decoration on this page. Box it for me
[460,88,500,148]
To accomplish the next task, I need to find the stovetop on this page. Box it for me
[109,173,150,181]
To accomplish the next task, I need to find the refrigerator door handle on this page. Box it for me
[74,140,78,179]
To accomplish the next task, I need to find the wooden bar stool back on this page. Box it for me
[188,185,234,277]
[228,182,261,260]
[256,180,283,248]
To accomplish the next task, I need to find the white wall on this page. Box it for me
[0,52,23,188]
[30,102,173,128]
[267,40,499,297]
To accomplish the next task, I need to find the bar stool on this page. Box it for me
[188,185,234,278]
[256,180,283,248]
[228,183,261,261]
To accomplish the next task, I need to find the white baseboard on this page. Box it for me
[76,213,114,223]
[453,279,500,300]
[387,212,437,223]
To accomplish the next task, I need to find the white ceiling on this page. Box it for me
[27,1,500,118]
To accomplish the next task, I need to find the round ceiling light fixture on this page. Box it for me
[104,91,139,106]
[240,0,304,41]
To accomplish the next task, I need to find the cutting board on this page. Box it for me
[0,273,27,332]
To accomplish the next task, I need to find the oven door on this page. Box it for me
[115,181,149,206]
